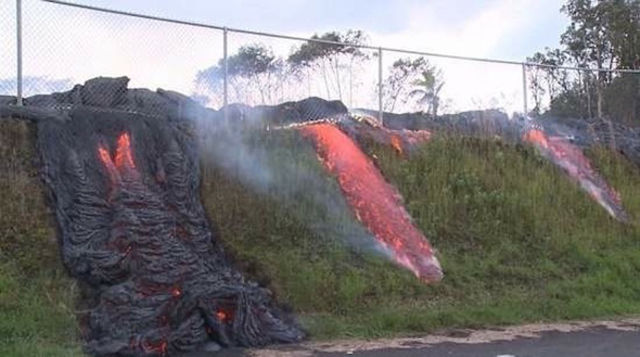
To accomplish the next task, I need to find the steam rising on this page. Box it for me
[195,110,383,254]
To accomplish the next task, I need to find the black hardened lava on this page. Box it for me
[0,93,304,355]
[3,75,640,355]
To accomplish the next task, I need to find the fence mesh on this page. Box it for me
[381,53,524,115]
[524,64,640,124]
[0,1,17,98]
[1,0,639,122]
[1,0,639,321]
[20,0,223,105]
[200,31,381,110]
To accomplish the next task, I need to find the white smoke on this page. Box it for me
[194,109,385,254]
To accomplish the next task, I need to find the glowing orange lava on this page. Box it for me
[299,123,443,283]
[390,134,403,155]
[171,287,182,297]
[216,309,230,322]
[345,123,431,156]
[523,128,625,220]
[142,338,167,355]
[114,133,136,171]
[98,132,140,183]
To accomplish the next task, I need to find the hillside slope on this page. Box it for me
[1,118,640,355]
[201,129,640,338]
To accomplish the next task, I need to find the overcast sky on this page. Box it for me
[61,0,568,59]
[1,0,569,113]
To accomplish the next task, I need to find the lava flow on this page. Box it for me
[299,123,443,283]
[98,132,139,183]
[34,102,304,356]
[351,126,432,156]
[341,114,432,156]
[523,128,627,221]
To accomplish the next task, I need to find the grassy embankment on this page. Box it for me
[1,118,640,355]
[0,120,81,356]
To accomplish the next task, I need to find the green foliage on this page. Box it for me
[529,0,640,121]
[0,120,81,356]
[225,44,281,77]
[3,119,640,353]
[198,43,281,83]
[604,73,640,123]
[195,43,284,105]
[196,30,371,105]
[383,57,444,114]
[287,30,368,68]
[561,0,640,69]
[286,30,369,101]
[201,131,640,339]
[527,49,572,114]
[409,68,445,117]
[0,264,82,357]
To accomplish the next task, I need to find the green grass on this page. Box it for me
[0,120,82,356]
[2,119,640,355]
[0,265,82,357]
[202,130,640,339]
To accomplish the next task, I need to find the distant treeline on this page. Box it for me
[527,0,640,124]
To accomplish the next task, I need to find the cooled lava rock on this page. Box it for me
[2,76,638,354]
[0,86,304,355]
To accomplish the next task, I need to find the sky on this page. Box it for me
[53,0,568,59]
[0,0,569,113]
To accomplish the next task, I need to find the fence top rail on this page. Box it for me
[42,0,640,74]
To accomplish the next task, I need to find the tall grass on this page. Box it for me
[0,120,81,356]
[202,130,640,339]
[2,119,640,356]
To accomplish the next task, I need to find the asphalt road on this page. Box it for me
[316,327,640,357]
[179,318,640,357]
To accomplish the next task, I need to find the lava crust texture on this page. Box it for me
[32,105,303,355]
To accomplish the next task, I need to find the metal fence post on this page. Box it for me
[378,47,383,126]
[21,0,640,116]
[585,69,592,118]
[16,0,23,106]
[223,27,228,120]
[521,63,527,116]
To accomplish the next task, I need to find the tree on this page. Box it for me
[382,57,434,112]
[195,44,283,106]
[561,0,614,117]
[409,67,445,117]
[526,53,547,115]
[229,44,283,104]
[288,30,369,103]
[194,65,224,107]
[528,0,640,122]
[527,48,571,115]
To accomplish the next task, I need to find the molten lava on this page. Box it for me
[216,309,231,323]
[89,128,302,354]
[114,132,136,171]
[523,128,627,221]
[299,123,443,283]
[390,134,403,155]
[338,120,432,157]
[98,132,139,182]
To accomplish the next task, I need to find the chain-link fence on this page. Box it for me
[17,0,223,99]
[0,0,17,100]
[523,64,640,125]
[193,29,382,111]
[2,0,640,121]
